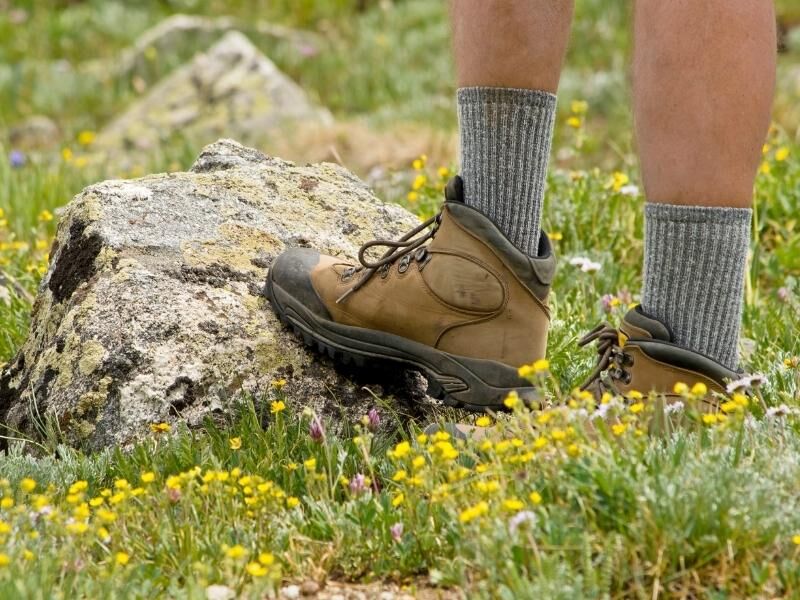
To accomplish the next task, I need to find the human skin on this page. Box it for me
[450,0,777,208]
[633,0,776,208]
[451,0,574,93]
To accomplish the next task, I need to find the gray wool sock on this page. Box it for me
[641,202,752,370]
[457,87,556,257]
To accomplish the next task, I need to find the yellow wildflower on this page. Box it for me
[0,554,9,567]
[775,147,790,162]
[69,481,88,494]
[286,497,300,508]
[229,437,242,450]
[392,493,405,507]
[673,382,689,395]
[271,378,287,390]
[78,131,96,146]
[691,382,708,396]
[570,100,589,114]
[115,552,130,566]
[97,508,117,523]
[475,416,492,428]
[150,422,171,433]
[271,400,286,414]
[258,552,275,566]
[629,402,644,414]
[407,191,419,203]
[73,503,90,519]
[459,501,489,524]
[0,498,13,509]
[66,522,89,535]
[502,498,525,512]
[607,172,629,193]
[225,545,247,559]
[732,393,749,408]
[567,443,581,457]
[504,390,520,409]
[20,478,36,493]
[141,472,155,484]
[702,414,718,425]
[566,116,582,128]
[246,562,268,577]
[389,441,411,459]
[303,458,317,470]
[529,491,543,505]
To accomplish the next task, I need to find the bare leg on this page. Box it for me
[635,0,776,370]
[634,0,776,208]
[452,0,574,91]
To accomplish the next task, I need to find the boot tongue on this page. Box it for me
[445,176,465,203]
[620,305,673,342]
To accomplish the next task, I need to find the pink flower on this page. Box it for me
[367,408,381,431]
[309,417,325,442]
[390,522,403,542]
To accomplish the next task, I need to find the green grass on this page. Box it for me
[1,1,800,597]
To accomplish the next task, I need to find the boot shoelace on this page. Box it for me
[336,211,442,304]
[578,322,634,391]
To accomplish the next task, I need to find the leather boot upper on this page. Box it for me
[272,178,556,368]
[580,306,741,407]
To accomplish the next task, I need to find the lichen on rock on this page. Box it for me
[0,139,429,450]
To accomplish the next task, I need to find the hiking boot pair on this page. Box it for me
[265,176,740,411]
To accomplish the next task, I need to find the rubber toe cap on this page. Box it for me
[266,248,332,320]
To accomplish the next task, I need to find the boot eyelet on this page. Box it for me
[414,247,428,262]
[379,264,390,279]
[398,255,412,274]
[341,267,356,282]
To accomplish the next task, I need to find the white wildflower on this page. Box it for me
[664,401,684,414]
[765,404,795,419]
[569,257,602,273]
[508,510,537,534]
[726,373,767,394]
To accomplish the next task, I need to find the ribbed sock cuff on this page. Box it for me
[457,87,556,257]
[641,202,752,369]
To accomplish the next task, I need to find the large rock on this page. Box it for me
[92,31,332,172]
[0,140,428,450]
[83,14,320,82]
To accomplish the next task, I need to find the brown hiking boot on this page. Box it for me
[578,305,741,410]
[265,177,556,410]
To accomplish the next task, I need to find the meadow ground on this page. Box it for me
[1,1,800,597]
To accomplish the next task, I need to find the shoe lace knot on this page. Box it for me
[336,211,441,303]
[578,322,634,391]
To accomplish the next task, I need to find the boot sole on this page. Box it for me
[264,272,541,412]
